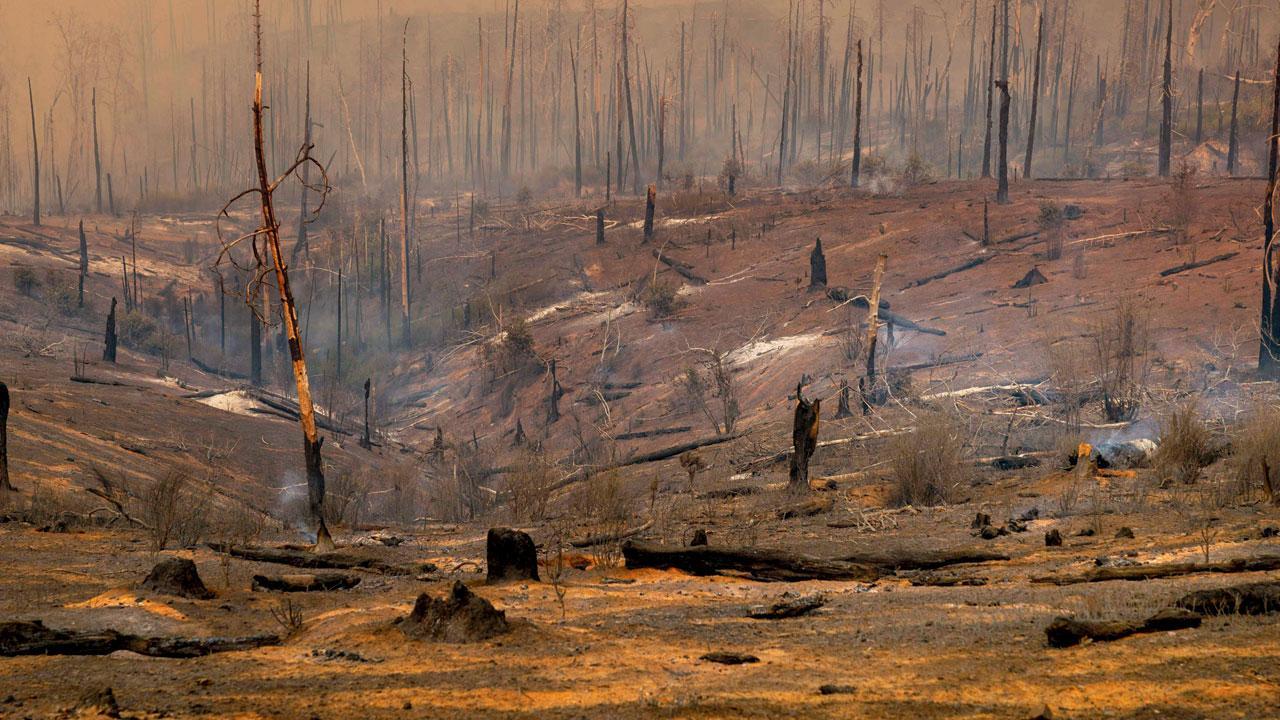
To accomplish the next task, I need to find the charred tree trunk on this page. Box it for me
[596,208,605,245]
[621,0,642,195]
[250,304,262,385]
[1227,71,1241,176]
[809,238,827,288]
[996,80,1011,203]
[78,221,88,308]
[546,359,565,424]
[400,25,413,349]
[360,378,372,450]
[1257,40,1280,377]
[571,38,583,197]
[851,40,863,188]
[293,63,312,263]
[103,298,118,363]
[1157,0,1173,177]
[643,184,656,241]
[1023,13,1044,178]
[28,78,39,227]
[860,253,887,413]
[92,88,103,215]
[981,5,996,179]
[0,381,11,492]
[788,382,820,492]
[1195,68,1203,144]
[245,1,333,551]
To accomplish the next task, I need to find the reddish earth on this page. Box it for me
[1,175,1278,718]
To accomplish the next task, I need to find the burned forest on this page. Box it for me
[4,0,1280,717]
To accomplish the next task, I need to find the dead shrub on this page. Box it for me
[887,413,968,506]
[570,469,632,567]
[12,267,40,297]
[1165,162,1198,245]
[1231,403,1280,504]
[1038,202,1066,260]
[1092,298,1150,423]
[141,472,211,550]
[483,316,538,377]
[322,470,368,528]
[269,597,305,636]
[1153,402,1216,486]
[643,280,683,319]
[505,448,555,522]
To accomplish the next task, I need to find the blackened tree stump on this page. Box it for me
[141,557,214,599]
[397,581,510,643]
[486,528,539,583]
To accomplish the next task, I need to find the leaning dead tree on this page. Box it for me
[788,382,820,492]
[217,0,334,552]
[0,381,12,492]
[1258,38,1280,377]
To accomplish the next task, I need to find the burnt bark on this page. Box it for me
[78,221,88,308]
[1227,71,1241,175]
[103,298,118,363]
[1157,0,1173,177]
[486,528,539,583]
[0,381,11,492]
[809,238,827,288]
[1258,41,1280,376]
[622,541,878,582]
[788,383,820,491]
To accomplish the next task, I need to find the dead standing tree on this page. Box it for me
[217,1,334,552]
[1257,38,1280,377]
[0,381,12,492]
[788,382,819,492]
[1157,0,1173,177]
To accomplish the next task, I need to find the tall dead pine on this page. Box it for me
[223,1,334,552]
[78,221,88,308]
[1227,71,1241,176]
[27,78,39,226]
[788,383,820,492]
[851,39,864,188]
[399,23,413,348]
[1023,12,1044,179]
[1157,0,1173,177]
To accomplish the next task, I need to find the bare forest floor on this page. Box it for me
[1,172,1279,719]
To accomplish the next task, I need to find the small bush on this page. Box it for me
[643,280,684,319]
[1232,403,1280,504]
[1153,402,1216,486]
[1039,202,1066,260]
[12,267,40,297]
[888,413,967,506]
[118,311,164,354]
[141,472,211,550]
[45,271,82,316]
[900,152,933,186]
[505,449,555,522]
[323,470,368,528]
[1092,298,1149,423]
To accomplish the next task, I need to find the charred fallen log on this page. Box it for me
[1045,608,1201,648]
[1032,556,1280,585]
[208,544,415,575]
[0,620,279,658]
[251,573,362,592]
[622,541,879,582]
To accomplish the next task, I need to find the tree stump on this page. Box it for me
[486,528,539,583]
[140,558,214,599]
[788,383,820,492]
[397,581,510,643]
[809,238,827,288]
[0,381,11,492]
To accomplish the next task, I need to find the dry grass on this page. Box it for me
[140,472,211,550]
[1231,402,1280,504]
[1153,402,1217,486]
[505,448,556,522]
[1093,297,1150,423]
[887,412,968,507]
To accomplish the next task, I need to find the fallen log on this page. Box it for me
[903,255,992,289]
[741,428,913,470]
[652,248,708,284]
[838,548,1009,570]
[208,544,414,576]
[0,620,279,658]
[697,485,761,500]
[569,518,655,548]
[1045,608,1202,648]
[889,352,985,373]
[748,593,826,619]
[614,426,692,441]
[1159,251,1239,277]
[1174,581,1280,615]
[251,573,362,592]
[622,541,880,582]
[547,432,745,492]
[776,496,834,519]
[1031,556,1280,585]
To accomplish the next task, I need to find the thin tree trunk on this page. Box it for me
[103,297,118,363]
[981,4,996,178]
[246,1,332,551]
[621,0,642,195]
[1157,0,1173,177]
[78,221,88,308]
[400,23,412,348]
[860,253,887,414]
[93,88,103,214]
[27,78,39,226]
[1024,12,1044,178]
[851,40,863,188]
[1227,70,1241,176]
